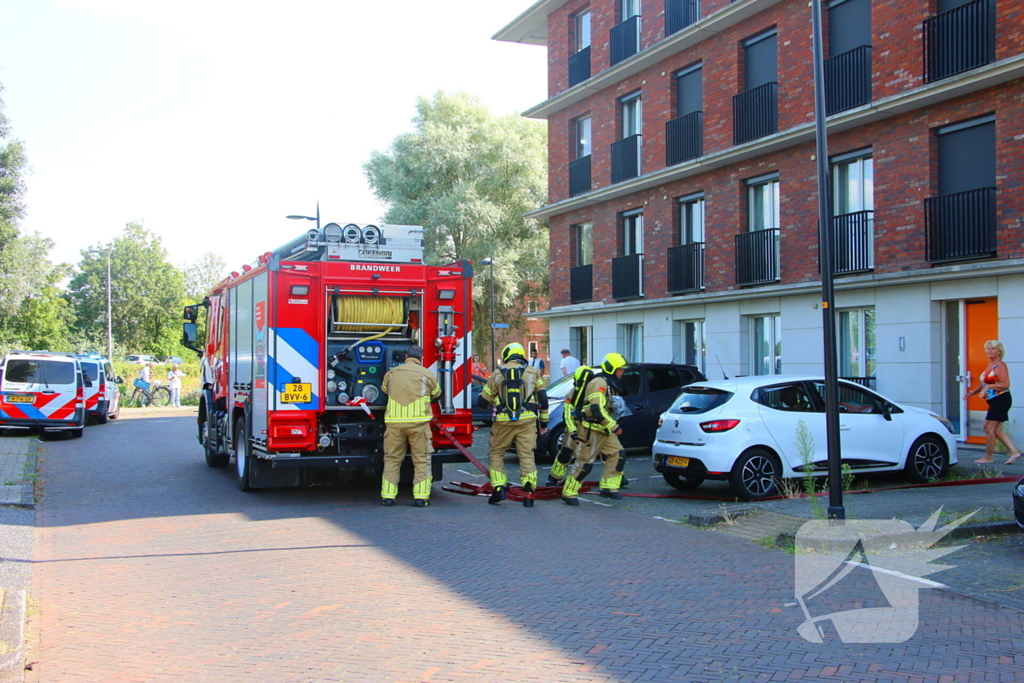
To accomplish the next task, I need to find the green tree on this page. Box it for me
[68,223,187,357]
[183,251,227,300]
[364,91,548,357]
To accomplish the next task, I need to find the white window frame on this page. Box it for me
[621,93,642,139]
[832,149,873,215]
[678,193,705,244]
[619,323,644,363]
[622,210,644,256]
[673,319,705,374]
[575,116,592,159]
[570,325,592,366]
[575,10,592,52]
[750,314,781,375]
[622,0,641,21]
[747,174,780,232]
[574,222,593,267]
[838,307,876,378]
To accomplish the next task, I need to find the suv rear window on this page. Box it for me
[5,359,76,385]
[668,387,733,415]
[80,361,99,383]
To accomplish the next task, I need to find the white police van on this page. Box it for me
[0,351,88,437]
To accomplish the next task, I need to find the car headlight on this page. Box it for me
[929,413,955,434]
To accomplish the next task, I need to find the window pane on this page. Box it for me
[646,368,682,393]
[774,315,782,374]
[864,308,876,376]
[754,317,769,375]
[576,222,593,266]
[622,97,642,137]
[681,198,704,243]
[749,180,779,231]
[760,383,815,412]
[620,369,642,396]
[576,11,591,51]
[576,117,591,158]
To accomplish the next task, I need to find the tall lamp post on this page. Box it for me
[811,0,844,520]
[106,250,113,361]
[286,202,321,230]
[481,257,496,370]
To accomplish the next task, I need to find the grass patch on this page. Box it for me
[939,507,1010,525]
[940,466,1006,482]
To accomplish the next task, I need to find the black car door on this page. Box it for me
[616,368,645,447]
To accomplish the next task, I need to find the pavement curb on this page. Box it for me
[0,589,26,683]
[773,520,1023,549]
[15,441,36,510]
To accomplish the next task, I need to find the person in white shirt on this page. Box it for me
[559,349,581,377]
[167,365,186,407]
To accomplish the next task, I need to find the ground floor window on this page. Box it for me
[674,319,705,374]
[838,308,876,379]
[750,314,781,375]
[570,326,592,367]
[619,323,644,363]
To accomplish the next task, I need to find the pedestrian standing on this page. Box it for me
[964,339,1022,465]
[479,342,549,507]
[380,345,441,507]
[529,349,546,374]
[559,349,581,377]
[167,364,186,407]
[562,352,628,505]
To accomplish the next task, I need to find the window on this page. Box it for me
[750,314,781,375]
[573,222,593,266]
[758,383,816,412]
[4,359,75,385]
[678,194,704,243]
[828,0,871,57]
[743,28,777,91]
[570,326,592,366]
[622,0,641,20]
[937,115,996,194]
[527,301,538,314]
[675,63,703,118]
[619,323,644,363]
[622,210,644,255]
[674,319,705,373]
[813,381,886,414]
[748,175,780,232]
[838,308,876,378]
[833,151,873,214]
[622,94,642,138]
[528,341,539,355]
[575,10,591,52]
[646,367,686,394]
[575,116,592,159]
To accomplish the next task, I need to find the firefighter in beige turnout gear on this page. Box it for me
[561,352,628,505]
[479,342,549,507]
[380,345,441,507]
[545,365,594,487]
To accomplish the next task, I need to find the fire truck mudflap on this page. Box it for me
[184,222,475,491]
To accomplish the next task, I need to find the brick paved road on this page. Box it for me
[26,416,1024,682]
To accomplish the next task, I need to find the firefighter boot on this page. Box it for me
[414,499,429,508]
[599,489,623,500]
[382,499,395,507]
[381,479,398,507]
[522,481,535,508]
[547,447,572,487]
[489,486,507,505]
[489,469,508,505]
[561,475,583,506]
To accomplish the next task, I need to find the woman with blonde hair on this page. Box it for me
[963,339,1022,465]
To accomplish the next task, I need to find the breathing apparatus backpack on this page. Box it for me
[569,366,596,423]
[500,367,525,421]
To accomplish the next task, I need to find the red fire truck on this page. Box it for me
[183,222,475,490]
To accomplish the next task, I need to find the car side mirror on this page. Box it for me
[881,402,893,421]
[116,377,124,384]
[84,380,93,388]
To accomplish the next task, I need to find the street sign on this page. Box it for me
[492,323,509,329]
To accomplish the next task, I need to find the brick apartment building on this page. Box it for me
[496,0,1024,443]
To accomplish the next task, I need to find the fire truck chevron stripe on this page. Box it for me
[269,327,319,410]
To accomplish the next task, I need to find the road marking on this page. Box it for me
[653,516,684,524]
[846,561,947,588]
[585,499,612,507]
[456,469,483,477]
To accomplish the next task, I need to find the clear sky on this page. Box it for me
[0,0,547,276]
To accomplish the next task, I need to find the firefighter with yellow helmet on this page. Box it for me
[545,364,594,487]
[479,342,549,507]
[380,345,441,507]
[561,352,628,505]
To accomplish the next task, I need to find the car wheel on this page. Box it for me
[70,428,84,439]
[205,415,229,468]
[110,399,120,420]
[904,435,948,483]
[96,402,109,424]
[235,422,253,491]
[730,448,781,500]
[663,471,705,490]
[546,424,565,462]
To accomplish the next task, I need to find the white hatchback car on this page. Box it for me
[652,375,958,500]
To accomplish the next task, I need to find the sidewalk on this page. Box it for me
[0,434,35,683]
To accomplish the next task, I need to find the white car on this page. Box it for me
[652,375,957,500]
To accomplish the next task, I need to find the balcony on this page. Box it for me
[831,210,874,274]
[612,253,644,300]
[667,243,704,294]
[665,111,703,166]
[570,264,593,303]
[733,82,777,145]
[665,0,700,37]
[568,155,592,197]
[841,376,877,390]
[925,187,996,263]
[824,45,872,115]
[568,46,591,88]
[610,15,640,66]
[610,134,642,184]
[924,0,995,83]
[735,229,780,286]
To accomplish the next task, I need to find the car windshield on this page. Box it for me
[668,386,732,414]
[546,374,576,400]
[5,359,76,385]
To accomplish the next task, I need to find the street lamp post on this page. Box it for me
[481,257,495,370]
[286,202,321,231]
[106,250,113,361]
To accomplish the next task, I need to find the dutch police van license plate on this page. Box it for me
[5,395,35,404]
[282,383,311,403]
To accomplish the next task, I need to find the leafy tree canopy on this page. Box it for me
[183,251,227,300]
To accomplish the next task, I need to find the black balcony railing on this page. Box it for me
[831,210,874,273]
[841,376,877,390]
[610,15,640,66]
[568,46,591,87]
[570,264,593,303]
[924,0,995,83]
[735,229,780,286]
[925,187,997,263]
[824,45,872,115]
[665,0,700,36]
[667,242,705,294]
[733,82,778,145]
[568,155,592,197]
[610,134,642,184]
[612,253,644,300]
[665,111,703,166]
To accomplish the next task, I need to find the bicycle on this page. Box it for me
[130,378,171,407]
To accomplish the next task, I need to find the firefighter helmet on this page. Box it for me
[601,352,628,374]
[501,342,527,363]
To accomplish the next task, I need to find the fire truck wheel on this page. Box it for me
[235,423,253,491]
[204,417,229,468]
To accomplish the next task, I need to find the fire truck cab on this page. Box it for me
[186,222,474,491]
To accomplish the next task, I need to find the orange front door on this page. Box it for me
[965,298,998,444]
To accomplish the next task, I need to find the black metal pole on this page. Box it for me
[489,259,496,370]
[812,0,844,521]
